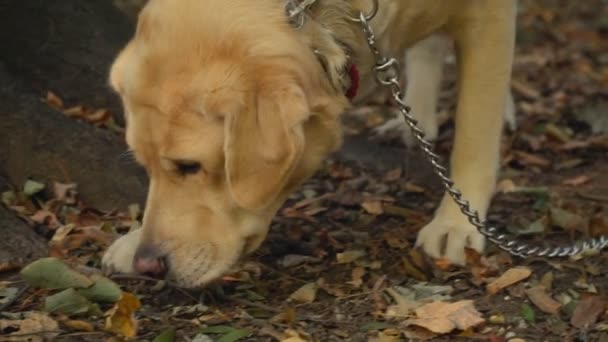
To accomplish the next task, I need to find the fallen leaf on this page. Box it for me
[21,257,93,290]
[570,295,606,328]
[30,210,60,229]
[524,285,561,314]
[0,287,19,307]
[200,326,252,342]
[288,283,318,303]
[362,200,384,215]
[349,267,366,288]
[77,274,122,303]
[336,250,366,264]
[0,311,59,342]
[44,288,99,316]
[384,168,402,182]
[62,319,94,332]
[53,182,78,204]
[520,303,536,323]
[45,91,64,110]
[544,123,571,143]
[51,224,76,243]
[385,287,420,318]
[487,266,532,295]
[370,328,401,342]
[278,255,322,268]
[105,292,141,338]
[280,329,311,342]
[405,300,484,334]
[513,151,551,168]
[549,207,587,232]
[23,179,45,196]
[153,328,176,342]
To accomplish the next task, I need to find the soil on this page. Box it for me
[0,1,607,341]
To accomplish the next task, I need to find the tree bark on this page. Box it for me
[0,0,148,211]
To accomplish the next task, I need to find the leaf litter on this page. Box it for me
[2,0,608,340]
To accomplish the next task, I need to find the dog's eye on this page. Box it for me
[174,160,202,176]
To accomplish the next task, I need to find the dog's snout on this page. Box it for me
[133,246,168,277]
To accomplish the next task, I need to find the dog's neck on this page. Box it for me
[285,0,371,100]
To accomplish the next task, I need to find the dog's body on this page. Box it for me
[103,0,517,287]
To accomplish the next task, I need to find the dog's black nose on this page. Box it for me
[133,246,167,277]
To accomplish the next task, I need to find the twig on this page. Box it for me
[577,191,608,202]
[229,297,281,313]
[257,263,308,284]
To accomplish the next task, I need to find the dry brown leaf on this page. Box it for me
[336,250,366,264]
[486,266,532,295]
[104,292,141,338]
[63,105,86,117]
[570,295,606,328]
[496,179,517,193]
[288,283,317,304]
[62,319,94,332]
[0,311,60,342]
[280,329,311,342]
[513,151,551,168]
[563,175,591,186]
[384,168,402,182]
[402,182,426,193]
[53,182,78,204]
[349,267,366,288]
[511,78,540,99]
[524,285,561,314]
[362,200,384,215]
[405,300,484,334]
[45,91,64,110]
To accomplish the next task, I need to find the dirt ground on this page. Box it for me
[1,1,608,341]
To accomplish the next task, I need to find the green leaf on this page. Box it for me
[521,303,536,323]
[360,321,393,332]
[21,257,93,289]
[0,287,19,306]
[153,328,176,342]
[23,180,45,196]
[44,288,99,316]
[1,191,16,206]
[200,325,236,334]
[217,329,252,342]
[77,274,122,302]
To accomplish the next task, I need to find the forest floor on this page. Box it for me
[1,1,608,341]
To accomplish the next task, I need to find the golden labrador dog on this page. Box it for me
[102,0,516,287]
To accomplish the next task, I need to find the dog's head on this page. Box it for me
[109,0,351,287]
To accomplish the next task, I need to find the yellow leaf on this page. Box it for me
[105,292,141,338]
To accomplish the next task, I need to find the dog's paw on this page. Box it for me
[101,228,142,274]
[415,216,485,265]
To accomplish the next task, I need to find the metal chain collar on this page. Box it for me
[351,1,608,258]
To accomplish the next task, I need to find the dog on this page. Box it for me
[102,0,517,287]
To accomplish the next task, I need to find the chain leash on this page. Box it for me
[351,4,608,258]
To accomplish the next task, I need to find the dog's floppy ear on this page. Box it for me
[224,78,310,210]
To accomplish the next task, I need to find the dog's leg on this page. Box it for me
[102,228,142,274]
[374,34,449,144]
[416,5,516,264]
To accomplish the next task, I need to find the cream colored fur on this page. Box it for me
[103,0,517,287]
